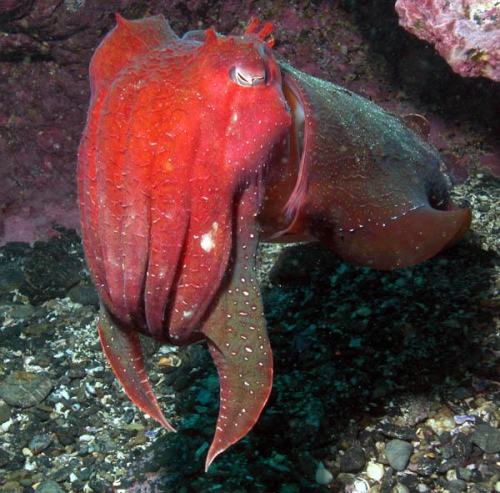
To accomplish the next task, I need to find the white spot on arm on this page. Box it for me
[200,221,219,253]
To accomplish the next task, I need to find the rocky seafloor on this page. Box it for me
[0,172,498,493]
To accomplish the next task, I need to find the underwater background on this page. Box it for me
[0,1,499,492]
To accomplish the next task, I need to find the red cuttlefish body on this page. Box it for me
[78,15,471,470]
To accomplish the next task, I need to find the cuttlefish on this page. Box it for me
[77,15,471,470]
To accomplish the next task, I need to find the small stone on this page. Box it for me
[471,423,500,454]
[0,403,11,423]
[456,467,472,481]
[352,478,370,493]
[0,371,53,408]
[9,304,35,319]
[425,407,456,435]
[36,480,65,493]
[391,485,410,493]
[447,479,467,493]
[494,481,500,492]
[366,461,385,481]
[339,446,366,473]
[315,461,333,485]
[67,284,99,307]
[380,467,395,492]
[0,264,25,294]
[385,439,413,471]
[414,455,438,476]
[29,433,52,454]
[378,423,416,441]
[0,481,23,493]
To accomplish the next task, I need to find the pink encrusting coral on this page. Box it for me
[395,0,500,81]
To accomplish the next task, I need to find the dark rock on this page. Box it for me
[51,465,72,482]
[385,439,413,471]
[0,402,11,422]
[35,480,65,493]
[457,467,473,481]
[0,371,53,408]
[88,479,113,493]
[339,446,366,472]
[67,283,99,307]
[378,423,417,441]
[0,264,25,294]
[54,427,77,446]
[471,424,500,454]
[414,455,438,476]
[452,433,472,461]
[21,232,83,303]
[8,303,34,319]
[29,433,52,454]
[0,447,10,467]
[447,479,467,493]
[398,473,419,491]
[438,458,461,472]
[379,466,394,493]
[0,481,23,493]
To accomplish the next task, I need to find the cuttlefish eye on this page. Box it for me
[230,65,267,86]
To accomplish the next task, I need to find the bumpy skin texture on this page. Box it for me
[78,15,471,470]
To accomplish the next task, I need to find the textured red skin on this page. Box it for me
[78,15,470,469]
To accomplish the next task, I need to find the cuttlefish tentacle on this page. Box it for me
[202,184,272,471]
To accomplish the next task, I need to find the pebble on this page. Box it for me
[471,423,500,454]
[446,479,467,493]
[378,423,416,441]
[0,371,53,408]
[0,403,11,423]
[0,481,23,493]
[315,461,333,485]
[366,461,385,481]
[35,480,65,493]
[414,455,438,476]
[67,284,99,307]
[339,446,366,472]
[425,407,456,435]
[8,304,35,320]
[391,484,410,493]
[29,433,52,454]
[352,478,370,493]
[384,439,413,471]
[0,264,25,294]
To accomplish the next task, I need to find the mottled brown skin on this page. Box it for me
[78,15,471,471]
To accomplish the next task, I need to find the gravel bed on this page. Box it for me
[0,173,498,493]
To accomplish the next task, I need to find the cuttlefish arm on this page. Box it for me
[202,185,272,471]
[97,305,175,432]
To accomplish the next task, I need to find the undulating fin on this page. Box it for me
[90,14,176,95]
[320,206,471,270]
[98,306,175,432]
[202,186,273,471]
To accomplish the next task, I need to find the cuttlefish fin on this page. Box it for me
[322,205,472,270]
[97,305,175,432]
[202,188,273,471]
